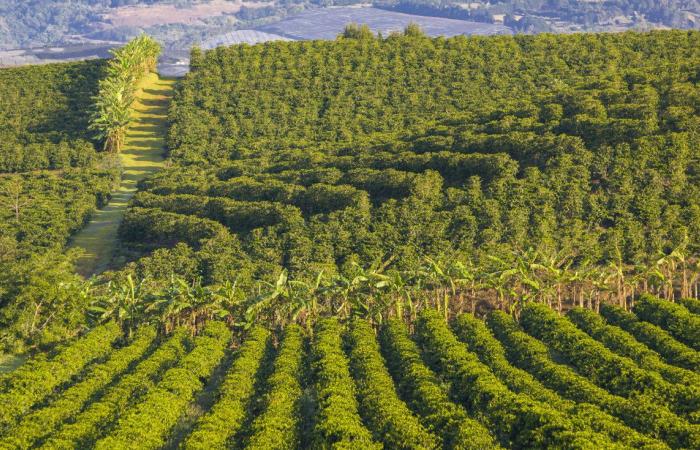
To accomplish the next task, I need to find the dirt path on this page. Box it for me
[70,73,175,277]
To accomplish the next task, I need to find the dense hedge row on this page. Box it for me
[94,322,231,450]
[246,324,305,449]
[0,326,156,448]
[0,322,121,431]
[680,298,700,315]
[568,307,700,388]
[119,207,230,249]
[41,329,190,449]
[414,310,617,449]
[485,311,692,449]
[379,319,499,449]
[452,314,565,406]
[634,295,700,351]
[311,318,380,449]
[520,303,700,420]
[348,319,438,449]
[184,326,270,450]
[600,304,700,372]
[452,313,662,449]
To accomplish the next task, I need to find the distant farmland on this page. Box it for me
[255,6,511,40]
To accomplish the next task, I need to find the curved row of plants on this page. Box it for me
[452,313,664,449]
[0,326,156,448]
[486,310,700,449]
[520,304,700,420]
[633,294,700,351]
[413,310,616,449]
[600,303,700,372]
[93,322,230,450]
[567,307,700,387]
[40,329,190,449]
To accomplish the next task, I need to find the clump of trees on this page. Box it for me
[90,35,161,153]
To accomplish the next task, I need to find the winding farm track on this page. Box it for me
[70,73,175,277]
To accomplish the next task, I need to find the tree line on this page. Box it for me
[90,34,161,153]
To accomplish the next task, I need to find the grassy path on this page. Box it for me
[70,73,175,277]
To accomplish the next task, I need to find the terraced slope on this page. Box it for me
[70,73,175,277]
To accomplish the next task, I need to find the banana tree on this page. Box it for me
[89,274,148,337]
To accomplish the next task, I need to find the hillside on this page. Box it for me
[118,31,700,305]
[3,1,700,53]
[1,28,700,449]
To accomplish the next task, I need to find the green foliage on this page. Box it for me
[119,206,230,248]
[600,304,700,372]
[311,318,380,449]
[680,297,700,315]
[184,326,270,450]
[246,324,305,449]
[452,313,663,449]
[341,23,375,39]
[0,61,103,172]
[520,304,700,421]
[41,328,190,449]
[379,319,499,449]
[125,31,700,301]
[90,35,161,153]
[414,310,616,449]
[0,60,120,351]
[348,318,441,449]
[634,295,700,351]
[485,310,689,449]
[0,326,156,448]
[0,322,121,431]
[567,307,700,389]
[94,321,230,450]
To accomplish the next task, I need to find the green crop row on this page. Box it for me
[452,314,566,407]
[600,304,700,372]
[634,295,700,351]
[485,311,687,448]
[348,319,439,449]
[184,326,270,450]
[680,298,700,315]
[454,313,663,449]
[520,303,699,419]
[414,310,617,449]
[94,322,231,450]
[568,307,700,389]
[245,324,305,450]
[0,326,156,448]
[311,318,380,449]
[40,328,189,449]
[119,207,230,249]
[379,319,499,449]
[0,322,121,431]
